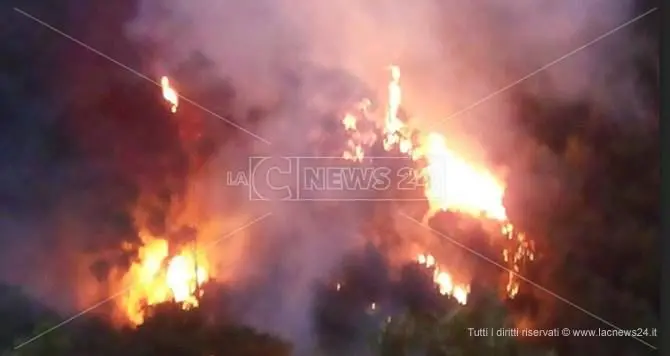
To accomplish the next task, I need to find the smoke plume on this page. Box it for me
[129,0,654,150]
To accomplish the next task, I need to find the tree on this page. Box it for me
[375,291,553,356]
[10,301,291,356]
[503,93,659,355]
[0,284,59,353]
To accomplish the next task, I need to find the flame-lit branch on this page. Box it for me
[501,223,535,298]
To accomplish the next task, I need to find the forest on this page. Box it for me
[0,0,659,355]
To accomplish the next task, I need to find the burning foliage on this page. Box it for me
[120,231,209,325]
[339,65,534,305]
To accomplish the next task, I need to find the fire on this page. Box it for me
[342,113,357,131]
[340,65,534,300]
[342,99,377,162]
[344,65,507,221]
[417,133,506,221]
[417,253,469,305]
[383,65,405,151]
[142,70,532,326]
[160,76,179,113]
[116,75,213,325]
[383,66,507,221]
[500,223,535,298]
[166,255,208,302]
[121,234,209,325]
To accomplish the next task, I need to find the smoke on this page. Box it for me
[123,0,655,351]
[128,0,652,149]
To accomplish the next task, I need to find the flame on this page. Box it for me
[342,99,378,162]
[166,255,208,303]
[382,66,506,221]
[121,234,209,325]
[341,66,506,221]
[417,253,469,305]
[500,223,535,298]
[417,133,507,221]
[383,65,405,151]
[160,76,179,113]
[342,113,357,131]
[340,65,534,300]
[116,77,215,325]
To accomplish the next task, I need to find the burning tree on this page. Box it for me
[338,65,534,304]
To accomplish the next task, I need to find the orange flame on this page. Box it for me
[121,233,209,325]
[417,133,507,221]
[160,76,179,113]
[342,98,377,162]
[382,66,507,221]
[340,65,533,300]
[417,253,469,305]
[116,77,214,325]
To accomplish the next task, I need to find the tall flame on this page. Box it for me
[116,77,214,325]
[340,65,534,301]
[378,66,507,221]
